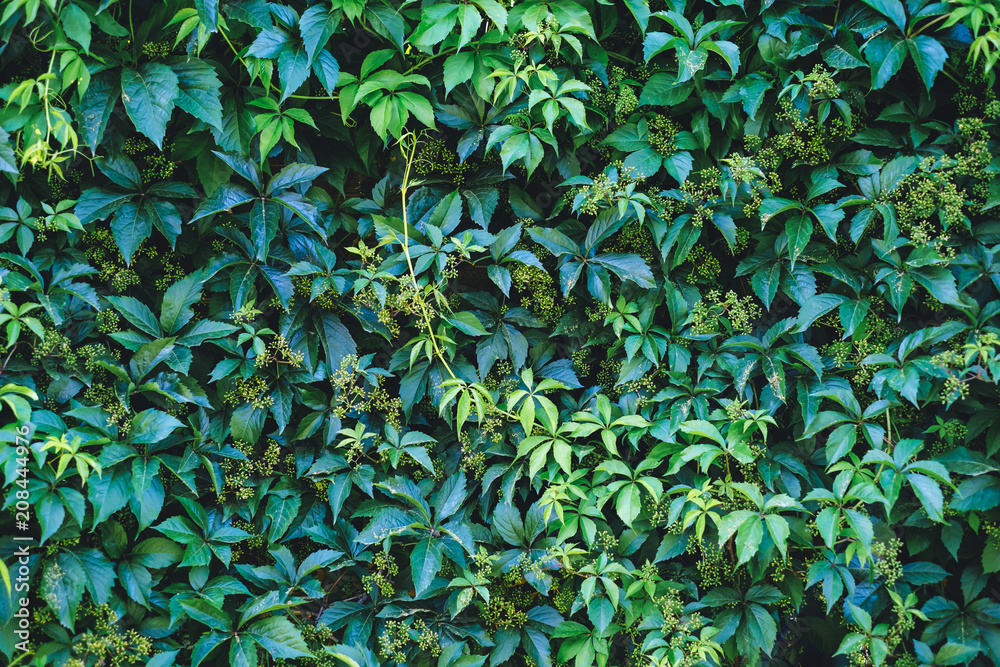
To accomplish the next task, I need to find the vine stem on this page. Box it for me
[396,132,520,424]
[398,132,457,381]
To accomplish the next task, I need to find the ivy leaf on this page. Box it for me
[300,4,341,63]
[76,72,121,152]
[593,254,656,288]
[265,494,302,541]
[623,0,650,32]
[313,51,340,96]
[785,214,812,268]
[61,4,92,52]
[110,203,152,266]
[866,36,908,90]
[195,0,220,31]
[411,537,444,596]
[863,0,907,32]
[250,199,281,261]
[907,473,945,523]
[246,617,313,659]
[906,36,948,93]
[623,147,663,180]
[0,128,17,174]
[839,299,870,339]
[170,58,225,131]
[121,63,180,149]
[365,4,406,51]
[278,48,311,102]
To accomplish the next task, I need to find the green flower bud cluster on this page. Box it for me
[694,540,732,588]
[83,227,152,290]
[256,334,305,368]
[615,84,638,124]
[363,550,399,597]
[73,602,154,666]
[32,327,76,366]
[952,60,995,114]
[230,518,266,563]
[511,262,565,326]
[413,618,442,656]
[141,153,177,183]
[123,137,152,155]
[415,139,476,187]
[96,308,122,333]
[605,220,657,264]
[689,290,761,336]
[677,169,722,227]
[768,96,860,165]
[219,440,282,500]
[84,384,131,430]
[551,578,576,614]
[871,538,903,586]
[484,594,530,631]
[141,41,172,59]
[47,168,81,202]
[379,620,411,662]
[648,115,680,156]
[807,65,840,100]
[460,444,487,478]
[224,376,274,409]
[686,244,721,281]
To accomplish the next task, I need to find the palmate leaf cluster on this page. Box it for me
[1,0,1000,666]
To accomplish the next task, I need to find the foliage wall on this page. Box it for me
[2,0,1000,665]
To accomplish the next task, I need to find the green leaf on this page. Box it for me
[170,57,225,130]
[121,63,180,149]
[230,634,258,667]
[246,616,313,659]
[160,271,205,334]
[906,36,948,92]
[785,215,812,268]
[839,299,870,339]
[231,403,266,443]
[195,0,219,30]
[131,409,184,444]
[639,74,693,106]
[593,253,656,289]
[411,537,444,596]
[863,0,907,31]
[180,599,233,632]
[110,202,152,266]
[250,199,281,261]
[317,312,357,371]
[278,48,311,102]
[866,36,908,90]
[616,483,642,526]
[41,554,86,629]
[622,147,662,180]
[793,293,846,333]
[623,0,650,32]
[265,494,301,541]
[106,296,162,337]
[62,4,92,51]
[907,473,945,522]
[444,52,475,95]
[76,72,121,152]
[301,4,341,63]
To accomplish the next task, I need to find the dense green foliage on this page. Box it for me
[2,0,1000,665]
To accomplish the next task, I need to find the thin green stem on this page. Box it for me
[398,132,457,380]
